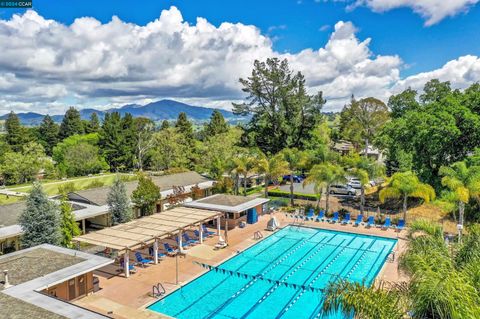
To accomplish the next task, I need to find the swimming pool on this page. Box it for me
[148,226,397,319]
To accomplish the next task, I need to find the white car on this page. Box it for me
[348,180,362,189]
[329,184,357,196]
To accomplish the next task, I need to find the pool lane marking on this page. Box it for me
[175,231,314,318]
[240,234,356,319]
[202,232,332,319]
[273,235,363,318]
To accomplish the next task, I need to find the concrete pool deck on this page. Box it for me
[75,212,408,319]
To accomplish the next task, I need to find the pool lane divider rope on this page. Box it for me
[202,232,328,319]
[176,234,310,318]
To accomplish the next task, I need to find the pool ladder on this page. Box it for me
[254,231,264,240]
[152,282,166,298]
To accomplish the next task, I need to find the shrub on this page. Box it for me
[267,189,318,201]
[85,180,105,189]
[58,182,76,195]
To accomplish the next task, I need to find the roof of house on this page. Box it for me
[0,202,26,228]
[69,171,213,206]
[184,194,270,213]
[0,244,112,319]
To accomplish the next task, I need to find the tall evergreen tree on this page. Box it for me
[131,173,160,216]
[160,120,170,130]
[59,195,81,248]
[59,107,84,140]
[38,115,59,155]
[5,111,27,152]
[99,112,124,171]
[86,112,100,133]
[206,110,229,137]
[19,183,60,248]
[107,177,133,224]
[175,112,194,140]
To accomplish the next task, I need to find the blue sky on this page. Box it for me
[0,0,479,113]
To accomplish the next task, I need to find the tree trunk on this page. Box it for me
[403,194,408,222]
[326,185,330,214]
[458,201,465,243]
[264,176,269,198]
[235,174,239,195]
[316,187,323,210]
[244,174,248,196]
[290,174,294,206]
[364,138,369,156]
[360,187,365,214]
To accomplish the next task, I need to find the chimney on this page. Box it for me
[3,269,12,288]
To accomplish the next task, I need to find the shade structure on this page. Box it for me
[73,207,222,252]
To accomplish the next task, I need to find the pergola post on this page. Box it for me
[199,224,203,243]
[124,250,130,278]
[82,219,86,235]
[224,217,228,244]
[216,216,221,236]
[153,239,159,264]
[178,230,183,253]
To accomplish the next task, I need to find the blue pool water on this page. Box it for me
[148,226,397,319]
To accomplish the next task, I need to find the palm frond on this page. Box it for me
[379,187,401,203]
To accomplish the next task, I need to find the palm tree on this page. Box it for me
[232,153,257,196]
[344,154,385,214]
[256,153,289,198]
[439,161,480,242]
[379,171,435,223]
[280,148,307,206]
[304,163,346,213]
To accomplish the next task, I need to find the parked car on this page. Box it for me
[329,184,356,196]
[282,175,303,183]
[347,180,362,189]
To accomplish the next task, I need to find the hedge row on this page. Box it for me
[267,190,318,201]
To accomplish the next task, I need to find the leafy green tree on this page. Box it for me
[233,58,325,154]
[38,115,59,155]
[420,79,452,103]
[280,148,308,206]
[439,161,480,242]
[0,142,50,185]
[379,171,435,222]
[53,133,108,177]
[256,153,289,198]
[304,163,346,212]
[206,110,229,137]
[232,152,258,196]
[59,195,81,248]
[151,128,190,170]
[107,177,133,224]
[5,111,29,152]
[134,117,155,171]
[86,112,101,133]
[19,183,60,248]
[59,107,84,140]
[388,87,420,119]
[131,173,160,216]
[339,97,389,155]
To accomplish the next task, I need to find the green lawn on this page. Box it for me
[0,194,22,205]
[5,173,134,196]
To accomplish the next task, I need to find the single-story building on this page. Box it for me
[184,194,270,229]
[0,244,113,318]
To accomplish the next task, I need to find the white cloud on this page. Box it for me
[0,7,477,115]
[349,0,479,26]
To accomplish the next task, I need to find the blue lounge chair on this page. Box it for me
[202,225,215,237]
[194,229,207,240]
[396,219,405,231]
[183,233,199,245]
[148,247,166,259]
[315,210,325,222]
[163,243,178,256]
[354,214,363,226]
[135,252,153,266]
[341,213,351,225]
[382,217,391,230]
[176,237,190,248]
[366,216,375,228]
[306,209,315,221]
[330,212,339,223]
[120,260,136,273]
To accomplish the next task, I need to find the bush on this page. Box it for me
[267,189,318,201]
[58,182,76,195]
[267,198,289,209]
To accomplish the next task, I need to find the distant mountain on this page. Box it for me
[0,99,246,126]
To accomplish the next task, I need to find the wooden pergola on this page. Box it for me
[73,207,223,277]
